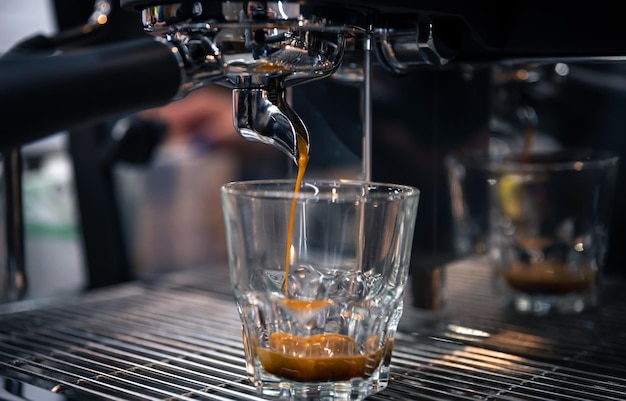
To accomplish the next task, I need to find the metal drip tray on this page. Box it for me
[1,258,626,400]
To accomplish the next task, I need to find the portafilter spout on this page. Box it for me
[234,83,308,165]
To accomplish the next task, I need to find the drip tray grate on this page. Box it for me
[2,258,626,400]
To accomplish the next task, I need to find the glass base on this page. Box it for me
[508,291,596,315]
[255,376,388,401]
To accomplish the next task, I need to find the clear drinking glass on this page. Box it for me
[487,149,619,314]
[221,179,419,400]
[446,151,494,257]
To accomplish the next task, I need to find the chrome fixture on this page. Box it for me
[136,2,351,163]
[122,1,451,163]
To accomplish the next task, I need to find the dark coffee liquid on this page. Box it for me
[505,260,595,294]
[258,333,386,382]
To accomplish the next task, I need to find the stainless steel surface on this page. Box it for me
[374,22,453,73]
[1,257,625,400]
[153,18,348,164]
[136,0,353,164]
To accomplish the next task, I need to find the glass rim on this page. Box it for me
[221,178,420,200]
[446,147,620,172]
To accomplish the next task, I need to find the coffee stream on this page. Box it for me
[260,126,386,382]
[284,134,309,295]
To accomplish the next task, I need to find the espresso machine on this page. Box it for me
[2,2,626,400]
[2,0,626,298]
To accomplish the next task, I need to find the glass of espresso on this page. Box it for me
[221,179,419,400]
[486,149,619,315]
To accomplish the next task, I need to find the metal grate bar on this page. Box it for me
[0,333,253,395]
[1,307,262,399]
[0,339,259,401]
[2,261,626,400]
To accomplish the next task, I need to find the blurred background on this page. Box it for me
[0,0,86,299]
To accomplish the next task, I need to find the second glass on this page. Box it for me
[221,179,419,400]
[448,149,620,315]
[488,149,619,314]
